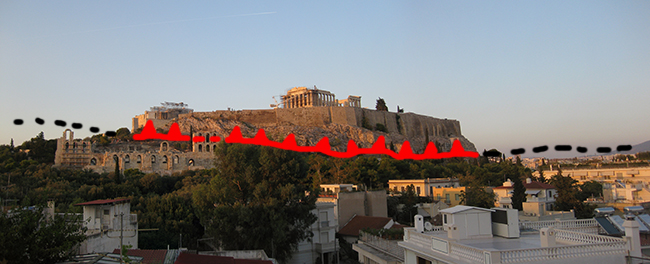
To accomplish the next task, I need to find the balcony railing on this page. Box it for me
[519,219,598,231]
[360,231,404,261]
[402,227,628,264]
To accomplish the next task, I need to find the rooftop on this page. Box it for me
[75,198,130,206]
[338,215,395,237]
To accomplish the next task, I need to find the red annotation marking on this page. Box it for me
[132,120,479,160]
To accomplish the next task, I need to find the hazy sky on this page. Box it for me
[1,1,649,158]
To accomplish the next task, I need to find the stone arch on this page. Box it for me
[205,133,210,143]
[151,155,156,164]
[174,155,179,164]
[198,144,202,152]
[205,145,210,152]
[161,142,168,152]
[137,155,142,163]
[73,142,77,149]
[82,142,86,149]
[90,158,97,165]
[65,142,69,150]
[113,155,118,163]
[163,155,168,163]
[124,155,130,163]
[63,129,74,141]
[188,159,194,166]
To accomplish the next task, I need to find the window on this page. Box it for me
[113,155,118,163]
[151,155,156,163]
[90,158,97,165]
[206,134,210,143]
[430,186,433,196]
[443,214,447,224]
[445,194,450,202]
[65,142,69,149]
[188,159,194,166]
[104,209,109,215]
[137,155,142,163]
[198,144,202,152]
[162,142,168,151]
[163,155,168,163]
[205,145,210,152]
[124,155,130,163]
[401,186,405,192]
[455,194,460,201]
[174,155,179,164]
[416,186,421,195]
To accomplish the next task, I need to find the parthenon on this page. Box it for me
[281,86,361,108]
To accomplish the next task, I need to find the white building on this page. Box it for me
[289,202,338,264]
[75,198,138,254]
[396,205,641,264]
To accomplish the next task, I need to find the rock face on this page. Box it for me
[161,107,476,154]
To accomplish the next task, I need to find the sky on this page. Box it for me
[1,1,649,159]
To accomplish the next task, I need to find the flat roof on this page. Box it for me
[439,205,495,214]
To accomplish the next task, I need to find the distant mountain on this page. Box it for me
[620,140,650,154]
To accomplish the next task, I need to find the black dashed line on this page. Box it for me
[577,147,588,153]
[617,145,632,152]
[597,147,612,153]
[483,150,502,157]
[532,146,548,153]
[105,131,116,137]
[71,123,82,129]
[13,119,23,125]
[35,118,44,125]
[555,145,572,151]
[511,148,525,155]
[90,127,100,133]
[54,120,67,127]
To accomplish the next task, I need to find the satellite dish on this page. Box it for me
[424,222,433,231]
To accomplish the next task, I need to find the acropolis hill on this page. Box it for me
[133,87,477,154]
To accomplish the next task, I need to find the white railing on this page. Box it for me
[519,219,598,231]
[360,232,404,261]
[449,242,486,263]
[499,241,628,263]
[407,229,433,247]
[554,229,624,244]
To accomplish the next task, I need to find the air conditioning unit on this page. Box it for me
[491,208,519,238]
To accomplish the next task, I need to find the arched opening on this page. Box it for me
[205,145,210,152]
[151,155,156,164]
[188,159,194,166]
[82,142,86,149]
[90,158,97,165]
[124,155,130,163]
[198,145,202,152]
[162,142,168,151]
[206,134,210,143]
[65,142,69,150]
[137,155,142,163]
[73,142,77,149]
[174,155,179,164]
[163,155,168,163]
[113,155,118,163]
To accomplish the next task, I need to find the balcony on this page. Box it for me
[320,220,330,228]
[315,240,337,253]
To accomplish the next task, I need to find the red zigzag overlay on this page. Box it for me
[132,120,479,160]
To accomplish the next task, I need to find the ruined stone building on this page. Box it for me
[55,87,477,175]
[132,102,193,131]
[281,86,361,108]
[53,129,214,175]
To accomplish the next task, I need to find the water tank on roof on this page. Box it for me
[624,206,645,215]
[594,207,616,216]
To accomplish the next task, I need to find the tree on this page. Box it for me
[115,127,131,141]
[0,207,86,263]
[548,170,596,219]
[578,181,603,201]
[460,175,495,209]
[193,143,317,263]
[375,98,388,111]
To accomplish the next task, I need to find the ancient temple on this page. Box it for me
[281,86,361,108]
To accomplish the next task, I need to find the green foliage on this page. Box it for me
[90,134,111,146]
[577,180,603,201]
[0,207,86,263]
[549,170,596,219]
[638,151,650,160]
[375,98,388,111]
[193,143,317,262]
[17,132,57,164]
[460,177,495,209]
[375,123,387,133]
[115,127,131,141]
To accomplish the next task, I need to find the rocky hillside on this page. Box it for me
[163,115,477,154]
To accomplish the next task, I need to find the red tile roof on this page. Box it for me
[75,198,130,206]
[338,215,394,237]
[111,249,167,264]
[174,252,273,264]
